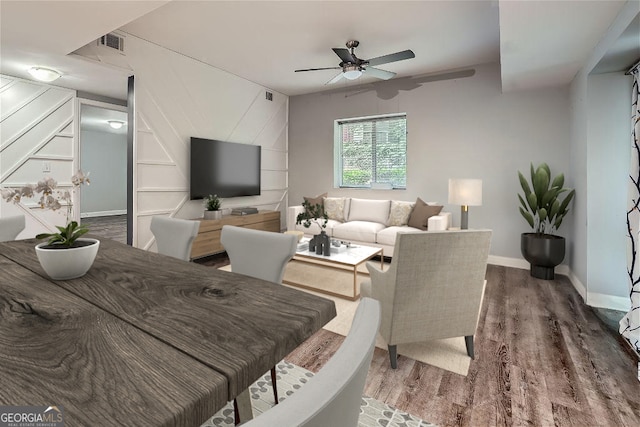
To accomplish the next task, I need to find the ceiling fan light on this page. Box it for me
[28,67,61,82]
[108,120,125,130]
[343,68,362,80]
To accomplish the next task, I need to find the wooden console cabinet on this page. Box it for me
[190,210,281,259]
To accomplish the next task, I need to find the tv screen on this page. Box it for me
[190,138,261,199]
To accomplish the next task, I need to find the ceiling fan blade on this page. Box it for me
[366,50,415,67]
[325,72,345,85]
[295,67,342,72]
[362,67,396,80]
[332,48,356,63]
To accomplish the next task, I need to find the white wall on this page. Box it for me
[74,32,289,249]
[0,75,79,239]
[80,129,127,215]
[586,72,632,303]
[569,0,638,310]
[289,62,571,262]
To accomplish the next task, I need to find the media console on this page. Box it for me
[190,210,281,259]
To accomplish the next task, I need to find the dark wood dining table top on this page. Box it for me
[0,237,336,426]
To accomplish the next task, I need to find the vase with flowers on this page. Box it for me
[1,171,98,280]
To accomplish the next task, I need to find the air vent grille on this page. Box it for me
[98,33,125,52]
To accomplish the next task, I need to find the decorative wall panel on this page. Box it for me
[0,75,77,240]
[74,33,288,248]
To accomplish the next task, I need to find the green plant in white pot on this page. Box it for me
[1,171,98,280]
[204,194,222,220]
[518,163,575,279]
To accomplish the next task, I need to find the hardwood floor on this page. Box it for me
[287,265,640,426]
[91,225,640,425]
[81,215,127,244]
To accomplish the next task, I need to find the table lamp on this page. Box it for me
[448,179,482,229]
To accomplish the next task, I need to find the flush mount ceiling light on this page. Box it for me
[342,64,363,80]
[28,67,61,82]
[107,120,126,130]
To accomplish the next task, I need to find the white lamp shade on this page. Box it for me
[448,179,482,206]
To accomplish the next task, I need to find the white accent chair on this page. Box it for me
[243,297,381,427]
[361,230,492,368]
[150,216,200,261]
[220,225,297,284]
[0,215,26,242]
[220,225,298,412]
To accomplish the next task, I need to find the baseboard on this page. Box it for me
[81,210,127,218]
[488,255,629,311]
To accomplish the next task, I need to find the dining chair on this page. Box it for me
[0,215,26,242]
[361,230,492,369]
[220,224,298,411]
[242,297,380,427]
[150,216,200,261]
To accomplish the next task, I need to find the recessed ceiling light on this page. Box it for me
[107,120,126,130]
[28,67,61,82]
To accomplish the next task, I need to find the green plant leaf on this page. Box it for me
[518,171,532,196]
[539,207,548,223]
[519,207,534,228]
[551,173,564,190]
[539,163,551,178]
[549,199,560,220]
[533,166,550,205]
[518,194,529,211]
[527,192,537,212]
[541,187,559,208]
[558,189,575,213]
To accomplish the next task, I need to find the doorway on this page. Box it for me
[78,100,128,244]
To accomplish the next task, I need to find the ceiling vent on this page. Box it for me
[97,33,125,53]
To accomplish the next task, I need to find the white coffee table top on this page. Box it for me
[295,238,383,267]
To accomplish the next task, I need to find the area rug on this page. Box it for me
[220,263,471,376]
[200,360,434,426]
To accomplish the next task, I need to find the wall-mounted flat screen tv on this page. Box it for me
[190,137,261,199]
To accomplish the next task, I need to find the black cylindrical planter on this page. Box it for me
[521,233,565,280]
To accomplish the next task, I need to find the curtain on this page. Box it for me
[622,68,640,353]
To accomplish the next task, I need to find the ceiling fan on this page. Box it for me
[295,40,415,84]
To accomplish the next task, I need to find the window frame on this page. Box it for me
[333,113,407,189]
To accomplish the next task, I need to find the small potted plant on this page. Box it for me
[518,163,575,279]
[296,200,330,255]
[1,171,98,280]
[204,194,222,220]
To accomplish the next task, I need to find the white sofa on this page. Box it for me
[287,197,451,257]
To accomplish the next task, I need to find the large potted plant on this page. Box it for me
[1,171,98,280]
[518,163,575,279]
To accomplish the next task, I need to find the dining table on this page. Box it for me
[0,237,336,426]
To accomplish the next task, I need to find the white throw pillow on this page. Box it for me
[388,200,415,226]
[347,198,390,224]
[323,197,347,222]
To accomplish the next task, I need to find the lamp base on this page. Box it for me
[461,205,469,230]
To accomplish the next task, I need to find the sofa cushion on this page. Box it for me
[332,221,386,243]
[303,192,327,209]
[388,200,415,226]
[347,198,390,223]
[323,197,347,221]
[407,198,443,230]
[377,226,423,246]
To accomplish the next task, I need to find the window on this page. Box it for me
[334,114,407,189]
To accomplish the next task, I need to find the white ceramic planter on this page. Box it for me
[35,238,100,280]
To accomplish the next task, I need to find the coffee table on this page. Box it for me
[283,238,384,300]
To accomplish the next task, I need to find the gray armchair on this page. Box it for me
[361,230,492,368]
